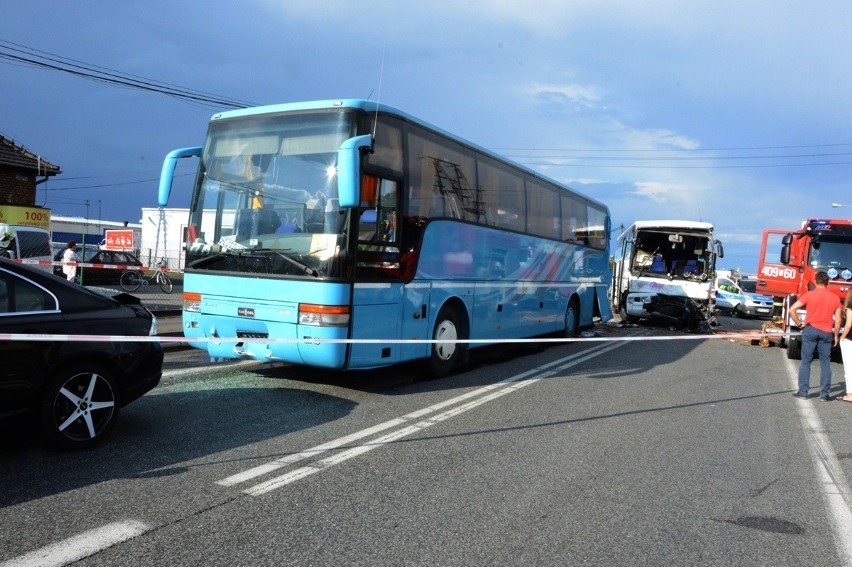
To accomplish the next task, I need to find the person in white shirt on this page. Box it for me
[61,240,80,282]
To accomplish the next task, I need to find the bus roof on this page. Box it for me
[627,220,714,231]
[209,99,608,212]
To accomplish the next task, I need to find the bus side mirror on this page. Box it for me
[714,239,724,259]
[158,147,202,207]
[337,135,373,209]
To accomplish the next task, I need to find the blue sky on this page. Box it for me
[3,1,851,272]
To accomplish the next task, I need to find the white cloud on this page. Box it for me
[526,82,602,109]
[632,181,675,204]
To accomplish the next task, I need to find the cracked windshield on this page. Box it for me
[187,112,353,277]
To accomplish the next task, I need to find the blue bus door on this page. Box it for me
[349,283,405,368]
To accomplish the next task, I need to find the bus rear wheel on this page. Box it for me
[429,305,467,378]
[564,299,580,337]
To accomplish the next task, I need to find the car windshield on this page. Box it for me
[186,111,355,278]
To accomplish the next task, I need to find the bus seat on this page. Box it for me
[683,259,698,274]
[650,255,666,272]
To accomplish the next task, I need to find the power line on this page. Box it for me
[0,38,256,109]
[517,160,852,170]
[507,151,852,161]
[43,172,193,191]
[5,39,849,174]
[497,145,852,170]
[494,142,852,153]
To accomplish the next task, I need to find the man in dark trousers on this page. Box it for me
[790,271,842,401]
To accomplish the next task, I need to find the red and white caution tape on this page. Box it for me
[0,329,793,345]
[10,258,178,272]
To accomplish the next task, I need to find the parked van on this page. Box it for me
[0,224,53,272]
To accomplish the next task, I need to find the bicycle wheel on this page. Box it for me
[120,270,142,292]
[157,272,173,294]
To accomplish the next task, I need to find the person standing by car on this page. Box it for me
[836,289,852,402]
[61,240,80,282]
[790,271,842,401]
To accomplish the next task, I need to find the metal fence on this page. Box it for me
[72,250,184,314]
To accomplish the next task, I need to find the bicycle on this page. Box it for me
[119,259,173,293]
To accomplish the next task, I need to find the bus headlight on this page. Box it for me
[299,304,350,327]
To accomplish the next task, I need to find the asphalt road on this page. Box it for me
[2,315,851,566]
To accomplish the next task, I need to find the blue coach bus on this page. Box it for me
[158,99,611,376]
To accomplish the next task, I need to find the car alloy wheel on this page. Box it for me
[40,364,121,450]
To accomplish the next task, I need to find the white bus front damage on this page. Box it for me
[611,220,723,333]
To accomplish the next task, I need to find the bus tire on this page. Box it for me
[564,298,580,337]
[619,291,639,324]
[428,304,467,378]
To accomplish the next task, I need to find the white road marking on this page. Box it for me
[216,344,607,487]
[1,520,148,567]
[785,357,852,565]
[2,339,629,565]
[227,339,628,496]
[245,378,539,496]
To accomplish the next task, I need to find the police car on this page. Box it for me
[737,276,775,318]
[714,275,774,318]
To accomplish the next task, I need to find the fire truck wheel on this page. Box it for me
[787,335,802,360]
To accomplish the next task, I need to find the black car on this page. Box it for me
[0,257,163,449]
[54,249,144,285]
[80,250,144,285]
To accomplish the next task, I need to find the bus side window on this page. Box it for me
[360,174,399,243]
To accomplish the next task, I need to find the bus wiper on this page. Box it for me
[188,252,229,268]
[204,173,256,194]
[261,249,319,277]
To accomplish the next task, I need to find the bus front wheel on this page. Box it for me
[429,305,468,378]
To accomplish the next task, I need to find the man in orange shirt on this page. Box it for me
[790,271,842,401]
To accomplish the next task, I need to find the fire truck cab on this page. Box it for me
[757,218,852,359]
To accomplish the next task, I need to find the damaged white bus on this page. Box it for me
[611,220,723,333]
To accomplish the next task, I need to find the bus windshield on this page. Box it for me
[186,111,355,278]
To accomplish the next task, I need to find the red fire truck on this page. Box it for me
[757,218,852,359]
